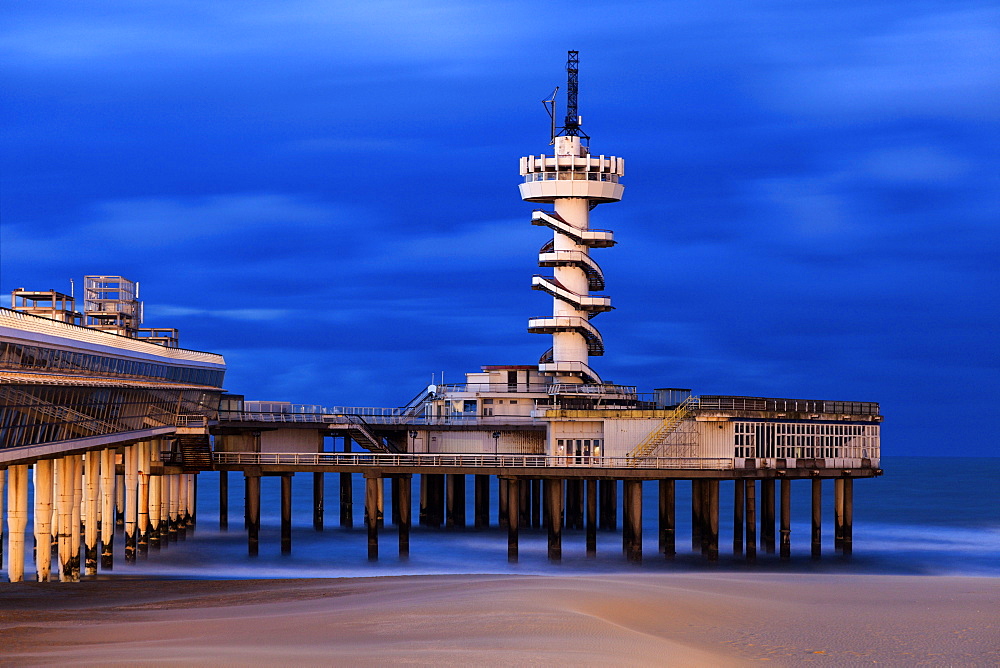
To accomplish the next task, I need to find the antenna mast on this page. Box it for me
[557,50,589,142]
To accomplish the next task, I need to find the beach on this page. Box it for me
[1,573,997,666]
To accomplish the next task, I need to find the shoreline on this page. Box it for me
[2,573,998,665]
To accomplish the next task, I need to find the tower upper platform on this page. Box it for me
[519,136,624,204]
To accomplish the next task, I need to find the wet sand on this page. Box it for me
[1,573,997,666]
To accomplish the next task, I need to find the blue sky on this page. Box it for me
[2,1,998,455]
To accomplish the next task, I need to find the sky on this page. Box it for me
[2,1,998,456]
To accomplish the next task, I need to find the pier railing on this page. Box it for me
[213,451,733,470]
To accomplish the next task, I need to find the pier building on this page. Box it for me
[0,53,882,580]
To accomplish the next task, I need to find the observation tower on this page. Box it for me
[520,51,624,385]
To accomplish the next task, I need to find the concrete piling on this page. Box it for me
[376,475,384,529]
[811,478,822,558]
[0,468,5,571]
[780,478,791,559]
[506,478,519,562]
[474,475,490,528]
[659,479,675,558]
[137,444,150,558]
[446,474,465,528]
[586,478,597,556]
[340,472,353,528]
[124,445,138,562]
[100,449,115,568]
[57,457,74,580]
[70,456,82,579]
[622,479,642,563]
[545,478,563,561]
[149,473,162,550]
[745,479,757,561]
[219,470,229,531]
[313,472,324,531]
[691,480,703,552]
[498,475,509,529]
[6,465,28,583]
[599,479,616,530]
[397,475,412,558]
[281,474,293,554]
[834,478,845,550]
[843,477,853,555]
[733,479,744,555]
[246,473,260,556]
[707,480,719,561]
[33,460,54,581]
[518,476,530,529]
[531,479,541,528]
[761,478,775,554]
[365,474,379,560]
[85,451,100,573]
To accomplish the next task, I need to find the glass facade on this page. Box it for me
[0,383,219,449]
[0,341,224,388]
[734,421,879,460]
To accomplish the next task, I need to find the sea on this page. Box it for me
[13,457,1000,580]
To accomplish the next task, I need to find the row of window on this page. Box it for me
[0,384,219,449]
[733,421,879,459]
[0,341,225,387]
[523,172,620,183]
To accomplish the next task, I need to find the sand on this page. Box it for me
[1,574,997,666]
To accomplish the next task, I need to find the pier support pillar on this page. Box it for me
[598,480,615,530]
[115,453,124,528]
[219,470,229,531]
[149,473,162,551]
[586,478,597,556]
[313,472,324,531]
[124,445,138,563]
[397,475,412,558]
[707,480,719,561]
[733,479,744,556]
[391,477,400,526]
[843,478,853,555]
[498,476,509,529]
[780,478,791,559]
[745,479,757,562]
[519,477,530,529]
[71,456,82,579]
[0,468,4,572]
[811,478,822,558]
[340,472,353,528]
[659,479,675,558]
[167,473,178,542]
[691,480,703,552]
[365,474,380,561]
[56,457,74,580]
[505,478,519,562]
[281,474,293,555]
[425,474,443,528]
[446,474,465,528]
[246,473,260,557]
[565,479,583,529]
[761,478,775,554]
[532,479,541,528]
[376,475,384,529]
[6,465,28,583]
[137,443,150,558]
[85,451,100,573]
[545,478,563,561]
[623,479,642,563]
[474,475,490,528]
[100,449,115,568]
[33,459,54,581]
[834,478,845,551]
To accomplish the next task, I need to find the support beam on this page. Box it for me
[506,478,519,562]
[34,460,54,581]
[623,479,642,563]
[545,478,563,561]
[100,449,115,568]
[281,474,292,554]
[780,478,791,559]
[745,479,757,562]
[6,465,28,583]
[659,479,675,558]
[811,478,822,558]
[585,478,597,556]
[733,479,745,556]
[397,475,411,558]
[246,474,260,556]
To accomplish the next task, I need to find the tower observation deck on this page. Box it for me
[520,51,624,385]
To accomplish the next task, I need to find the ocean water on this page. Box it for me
[11,457,1000,580]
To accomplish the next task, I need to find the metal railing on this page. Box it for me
[698,396,880,416]
[176,414,209,427]
[213,451,734,470]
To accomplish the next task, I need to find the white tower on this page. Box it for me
[520,52,624,385]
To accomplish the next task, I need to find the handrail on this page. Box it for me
[213,451,734,470]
